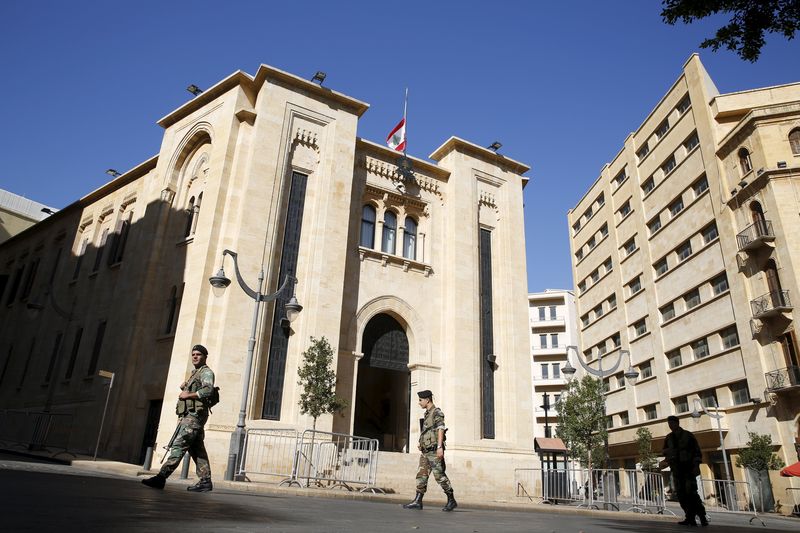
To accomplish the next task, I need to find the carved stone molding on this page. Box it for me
[295,127,320,151]
[479,190,497,209]
[364,156,442,198]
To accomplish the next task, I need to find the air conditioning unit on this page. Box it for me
[756,168,765,176]
[777,161,787,169]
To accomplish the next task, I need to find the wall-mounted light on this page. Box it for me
[311,71,326,85]
[488,141,502,152]
[106,169,121,178]
[187,84,203,96]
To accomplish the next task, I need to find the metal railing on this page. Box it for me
[698,478,765,525]
[764,365,800,391]
[514,467,671,515]
[736,220,774,250]
[750,290,792,317]
[238,427,381,493]
[0,410,74,455]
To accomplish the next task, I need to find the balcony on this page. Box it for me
[737,220,774,251]
[750,290,792,319]
[532,344,568,356]
[765,366,800,392]
[530,315,566,328]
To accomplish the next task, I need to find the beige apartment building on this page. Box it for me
[528,289,576,443]
[568,54,800,508]
[0,63,534,497]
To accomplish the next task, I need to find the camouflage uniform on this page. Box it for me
[663,425,706,524]
[159,364,215,481]
[414,406,452,494]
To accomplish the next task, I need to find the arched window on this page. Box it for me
[738,148,752,175]
[382,211,397,254]
[403,217,417,260]
[360,205,376,248]
[789,129,800,155]
[184,196,196,237]
[164,284,183,334]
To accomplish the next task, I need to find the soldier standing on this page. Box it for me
[402,390,457,512]
[660,415,708,526]
[142,344,215,492]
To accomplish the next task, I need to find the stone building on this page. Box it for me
[0,189,54,245]
[0,64,534,496]
[568,54,800,510]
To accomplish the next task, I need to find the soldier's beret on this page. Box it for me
[417,390,433,399]
[192,344,209,356]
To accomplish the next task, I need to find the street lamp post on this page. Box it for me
[561,346,639,468]
[208,249,303,481]
[691,397,731,481]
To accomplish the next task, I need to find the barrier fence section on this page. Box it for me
[293,429,381,492]
[698,478,765,525]
[0,410,74,455]
[786,487,800,518]
[237,428,299,483]
[238,428,381,493]
[515,467,670,515]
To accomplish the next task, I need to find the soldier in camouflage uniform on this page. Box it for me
[660,415,708,526]
[142,344,215,492]
[402,390,457,512]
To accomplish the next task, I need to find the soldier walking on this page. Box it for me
[660,415,708,526]
[142,344,215,492]
[402,390,457,512]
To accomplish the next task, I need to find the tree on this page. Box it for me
[636,427,659,472]
[555,375,607,469]
[297,336,347,431]
[736,432,785,472]
[661,0,800,62]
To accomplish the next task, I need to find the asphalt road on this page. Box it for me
[0,454,796,532]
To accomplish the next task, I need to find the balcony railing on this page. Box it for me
[765,366,800,391]
[736,220,774,251]
[531,315,565,324]
[532,344,568,353]
[750,290,792,318]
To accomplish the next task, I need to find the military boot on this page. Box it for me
[187,479,213,492]
[141,474,166,489]
[402,492,424,510]
[442,490,457,512]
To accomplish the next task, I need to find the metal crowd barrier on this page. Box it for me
[237,428,300,483]
[786,487,800,517]
[515,467,671,515]
[293,429,381,492]
[238,427,381,492]
[0,409,74,455]
[698,478,765,525]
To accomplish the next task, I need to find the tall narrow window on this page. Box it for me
[19,258,40,301]
[18,339,35,387]
[73,239,88,280]
[360,205,376,248]
[164,286,179,335]
[184,196,196,237]
[381,211,397,254]
[65,327,83,380]
[478,228,495,438]
[109,211,133,265]
[403,217,417,260]
[44,332,63,383]
[5,266,23,305]
[87,321,107,376]
[92,229,109,272]
[0,345,12,386]
[738,148,752,175]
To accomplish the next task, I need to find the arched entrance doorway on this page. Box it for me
[353,313,410,452]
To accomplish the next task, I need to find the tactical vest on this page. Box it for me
[418,407,446,450]
[176,366,210,417]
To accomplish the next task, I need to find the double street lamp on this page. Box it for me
[561,345,639,468]
[208,249,303,481]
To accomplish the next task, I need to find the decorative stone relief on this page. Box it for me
[291,127,321,174]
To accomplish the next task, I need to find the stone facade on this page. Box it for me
[568,54,800,513]
[0,64,534,496]
[0,189,54,245]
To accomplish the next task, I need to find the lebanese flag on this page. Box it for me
[386,118,406,152]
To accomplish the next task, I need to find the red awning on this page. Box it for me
[780,461,800,477]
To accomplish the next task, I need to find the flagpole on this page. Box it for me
[402,88,408,158]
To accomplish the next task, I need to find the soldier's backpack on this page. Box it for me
[205,386,221,412]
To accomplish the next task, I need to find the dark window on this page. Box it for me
[674,396,689,413]
[669,197,684,217]
[0,274,8,303]
[644,403,658,420]
[44,332,63,383]
[654,258,669,276]
[478,228,495,438]
[623,238,636,255]
[403,217,417,260]
[0,345,12,386]
[613,170,627,188]
[702,223,718,243]
[164,286,179,335]
[731,381,749,405]
[629,276,642,295]
[108,211,133,265]
[677,95,691,114]
[684,132,700,152]
[677,241,692,261]
[381,211,397,254]
[700,389,718,408]
[667,349,682,368]
[73,239,88,280]
[92,229,109,272]
[184,196,196,237]
[738,148,752,175]
[19,258,40,301]
[692,338,709,359]
[685,289,701,309]
[648,216,662,234]
[360,205,376,248]
[661,304,676,322]
[619,200,631,217]
[87,321,107,376]
[5,266,23,305]
[18,339,35,387]
[634,319,647,337]
[692,175,709,196]
[712,273,729,295]
[64,328,83,380]
[721,326,740,349]
[661,156,677,175]
[636,144,650,161]
[656,119,670,139]
[642,177,655,194]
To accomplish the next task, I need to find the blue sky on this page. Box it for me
[1,1,797,291]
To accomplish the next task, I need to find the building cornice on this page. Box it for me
[429,136,530,176]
